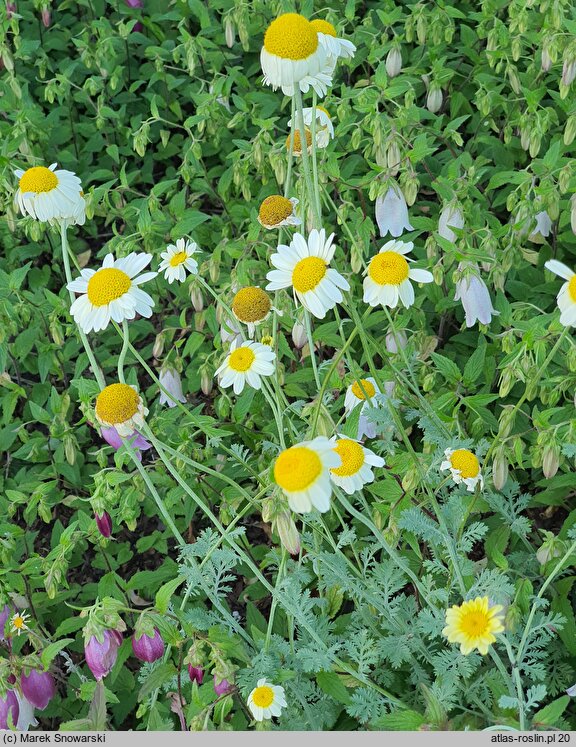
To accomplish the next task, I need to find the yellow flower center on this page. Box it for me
[310,19,337,37]
[87,268,131,307]
[19,166,59,194]
[368,251,409,286]
[331,439,365,477]
[258,195,293,227]
[351,379,376,400]
[288,128,313,153]
[449,449,480,479]
[228,347,256,372]
[274,446,322,492]
[12,616,25,629]
[569,275,576,302]
[252,685,275,708]
[292,256,327,293]
[261,335,274,347]
[460,610,490,637]
[95,383,140,425]
[232,287,272,323]
[169,251,188,267]
[264,13,318,60]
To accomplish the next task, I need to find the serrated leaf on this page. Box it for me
[40,638,75,669]
[316,671,351,705]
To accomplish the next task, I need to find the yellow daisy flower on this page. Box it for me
[442,596,504,655]
[95,383,148,437]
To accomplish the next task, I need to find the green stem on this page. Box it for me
[303,309,321,390]
[310,91,322,222]
[264,549,287,652]
[294,87,321,229]
[118,319,130,384]
[284,96,296,199]
[501,637,526,730]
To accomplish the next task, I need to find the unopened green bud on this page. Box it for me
[224,18,235,48]
[542,444,560,479]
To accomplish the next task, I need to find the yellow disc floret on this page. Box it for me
[228,347,256,372]
[351,379,376,400]
[292,256,327,293]
[96,383,140,425]
[264,13,318,60]
[274,446,322,491]
[87,268,131,307]
[259,195,293,226]
[368,252,410,286]
[449,449,480,479]
[19,166,59,194]
[252,686,274,708]
[287,128,313,153]
[232,287,272,323]
[569,275,576,302]
[310,19,337,37]
[169,251,188,267]
[331,439,365,477]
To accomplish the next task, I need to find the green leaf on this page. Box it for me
[463,342,486,387]
[41,638,75,669]
[532,695,569,726]
[430,352,461,383]
[138,662,177,701]
[155,576,185,614]
[484,524,510,570]
[371,709,426,730]
[315,671,351,705]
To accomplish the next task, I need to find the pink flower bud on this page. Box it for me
[187,665,203,684]
[0,691,19,730]
[85,629,122,681]
[20,669,56,711]
[132,628,164,663]
[41,8,50,27]
[0,604,11,641]
[95,512,112,539]
[125,0,143,7]
[6,2,16,19]
[213,676,233,696]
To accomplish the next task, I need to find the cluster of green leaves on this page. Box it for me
[0,0,576,732]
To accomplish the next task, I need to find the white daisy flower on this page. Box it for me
[454,263,498,328]
[67,253,157,334]
[363,240,433,309]
[544,259,576,327]
[13,163,86,225]
[288,106,334,149]
[273,437,340,513]
[158,239,199,284]
[95,383,149,437]
[375,186,414,238]
[261,13,333,98]
[266,229,350,320]
[247,679,287,722]
[344,377,381,440]
[329,435,385,495]
[215,339,276,395]
[258,196,301,229]
[10,610,30,636]
[310,19,356,69]
[231,286,278,336]
[440,448,484,492]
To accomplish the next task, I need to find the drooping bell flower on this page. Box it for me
[41,7,50,26]
[132,628,164,663]
[375,185,414,238]
[101,426,151,461]
[528,210,552,243]
[20,669,56,711]
[385,46,402,78]
[213,676,233,696]
[125,0,143,6]
[187,665,204,685]
[158,367,186,408]
[15,692,38,732]
[438,204,464,243]
[95,511,112,539]
[6,2,16,18]
[0,604,11,641]
[0,690,19,730]
[85,629,123,681]
[454,264,498,328]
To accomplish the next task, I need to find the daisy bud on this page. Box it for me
[213,676,234,696]
[85,629,123,681]
[41,7,50,27]
[95,511,112,539]
[188,665,203,685]
[132,627,164,663]
[454,264,498,328]
[20,669,56,711]
[375,185,414,238]
[542,444,560,479]
[190,286,203,312]
[426,84,442,113]
[385,330,407,353]
[438,204,464,243]
[291,322,307,350]
[224,18,235,48]
[159,367,186,408]
[275,511,300,556]
[0,691,19,730]
[385,45,402,78]
[152,332,165,359]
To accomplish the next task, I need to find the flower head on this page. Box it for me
[258,196,300,230]
[214,676,234,696]
[15,692,38,732]
[544,260,576,327]
[288,107,334,148]
[266,229,349,319]
[159,367,187,408]
[132,628,164,663]
[287,128,313,156]
[273,437,340,514]
[528,211,552,243]
[0,691,19,730]
[188,665,204,685]
[344,377,382,440]
[441,448,484,492]
[438,204,464,243]
[329,436,385,494]
[159,238,199,284]
[310,18,356,69]
[215,339,276,395]
[13,163,86,225]
[67,253,157,334]
[442,596,504,655]
[454,264,498,328]
[261,13,332,97]
[375,186,414,238]
[10,610,30,636]
[231,286,276,336]
[0,605,11,641]
[363,240,433,309]
[247,679,287,722]
[85,629,123,681]
[386,46,402,78]
[95,383,148,437]
[20,669,56,711]
[95,511,113,539]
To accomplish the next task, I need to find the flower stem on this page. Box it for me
[117,319,130,384]
[303,308,321,390]
[294,87,321,230]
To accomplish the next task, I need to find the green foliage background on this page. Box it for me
[1,0,576,732]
